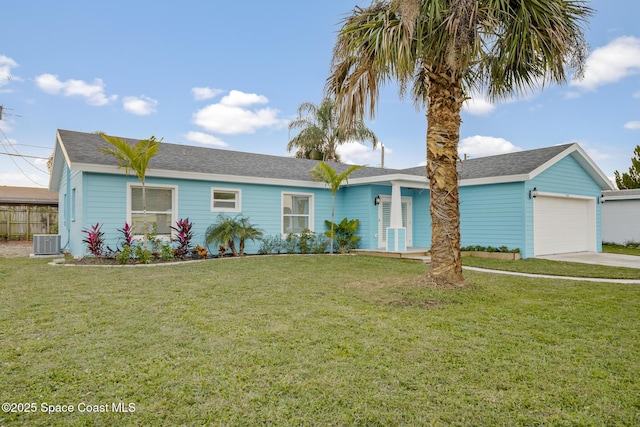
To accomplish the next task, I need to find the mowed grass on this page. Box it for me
[1,256,639,426]
[603,243,640,257]
[462,256,640,279]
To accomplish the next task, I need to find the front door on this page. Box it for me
[378,196,412,248]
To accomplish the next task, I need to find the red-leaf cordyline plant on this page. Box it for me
[82,223,105,258]
[118,222,134,247]
[171,218,194,259]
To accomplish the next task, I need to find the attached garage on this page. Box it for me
[533,193,596,256]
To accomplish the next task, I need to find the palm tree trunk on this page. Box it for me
[142,182,148,244]
[425,72,466,286]
[330,193,335,254]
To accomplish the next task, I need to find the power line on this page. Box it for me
[0,125,48,186]
[0,151,49,160]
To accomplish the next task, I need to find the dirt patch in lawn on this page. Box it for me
[0,241,34,258]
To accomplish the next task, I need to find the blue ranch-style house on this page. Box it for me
[49,129,613,259]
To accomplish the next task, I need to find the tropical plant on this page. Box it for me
[160,242,174,262]
[171,218,194,259]
[99,133,161,243]
[236,216,263,256]
[205,215,262,256]
[82,222,105,258]
[192,245,208,259]
[310,162,362,253]
[287,98,378,162]
[257,235,286,255]
[115,244,133,264]
[134,242,153,264]
[118,222,134,248]
[325,217,360,253]
[614,145,640,189]
[327,0,592,286]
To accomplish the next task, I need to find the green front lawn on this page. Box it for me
[604,243,640,257]
[1,256,639,426]
[462,256,640,279]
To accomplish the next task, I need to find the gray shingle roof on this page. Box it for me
[57,129,576,183]
[401,144,574,180]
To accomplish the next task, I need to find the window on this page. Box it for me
[212,188,241,212]
[282,193,313,234]
[128,184,176,238]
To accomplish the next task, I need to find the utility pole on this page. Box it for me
[381,143,385,168]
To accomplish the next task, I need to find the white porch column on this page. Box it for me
[387,181,407,251]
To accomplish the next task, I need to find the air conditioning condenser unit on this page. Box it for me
[33,234,61,255]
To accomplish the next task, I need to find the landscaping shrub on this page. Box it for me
[171,218,194,259]
[82,223,105,258]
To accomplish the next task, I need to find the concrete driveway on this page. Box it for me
[537,252,640,269]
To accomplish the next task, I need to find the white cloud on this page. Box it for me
[336,141,384,166]
[624,121,640,130]
[571,36,640,91]
[0,171,48,188]
[462,95,496,116]
[35,73,117,106]
[183,131,228,147]
[219,90,268,107]
[192,90,286,135]
[0,55,18,87]
[459,135,522,158]
[633,91,640,98]
[122,95,158,116]
[192,87,224,101]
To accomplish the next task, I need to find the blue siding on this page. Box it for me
[73,173,335,256]
[459,182,525,252]
[60,151,604,258]
[411,188,431,248]
[337,185,377,249]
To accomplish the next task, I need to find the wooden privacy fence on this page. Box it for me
[0,205,58,241]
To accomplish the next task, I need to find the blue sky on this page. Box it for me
[1,0,639,188]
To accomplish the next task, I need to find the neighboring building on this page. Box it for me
[0,186,58,240]
[49,129,613,258]
[602,189,640,245]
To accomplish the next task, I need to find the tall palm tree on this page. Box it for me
[327,0,592,286]
[99,133,161,243]
[309,162,362,253]
[288,98,379,162]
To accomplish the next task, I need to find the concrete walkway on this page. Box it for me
[536,252,640,269]
[401,252,640,284]
[462,266,640,284]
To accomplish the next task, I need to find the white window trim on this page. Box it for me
[126,182,178,239]
[211,187,242,213]
[281,191,314,235]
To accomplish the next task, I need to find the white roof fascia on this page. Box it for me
[459,174,530,187]
[349,174,428,187]
[528,143,614,190]
[72,163,328,189]
[603,194,640,201]
[49,131,74,192]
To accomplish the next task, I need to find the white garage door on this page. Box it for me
[534,195,595,256]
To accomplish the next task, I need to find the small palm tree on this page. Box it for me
[309,162,362,253]
[288,98,378,162]
[99,133,161,243]
[205,215,262,256]
[327,0,592,285]
[236,216,263,255]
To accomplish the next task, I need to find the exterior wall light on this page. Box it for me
[529,187,538,199]
[374,195,381,206]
